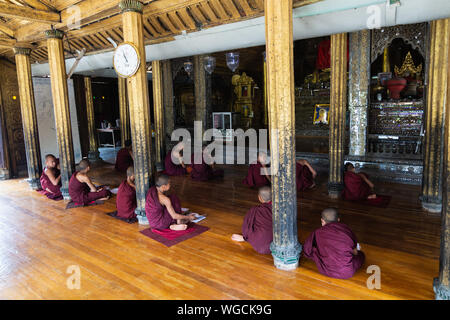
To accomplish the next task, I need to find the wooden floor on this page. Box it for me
[0,162,441,299]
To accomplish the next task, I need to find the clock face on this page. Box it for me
[113,43,140,78]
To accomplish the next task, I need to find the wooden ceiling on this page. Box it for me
[0,0,320,64]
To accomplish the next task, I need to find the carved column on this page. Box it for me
[120,0,153,224]
[194,54,212,139]
[265,0,301,271]
[328,33,348,198]
[84,77,101,161]
[152,60,164,168]
[263,52,268,127]
[421,19,449,214]
[162,60,174,143]
[45,29,75,199]
[433,18,450,300]
[348,30,370,157]
[118,77,130,148]
[14,47,42,189]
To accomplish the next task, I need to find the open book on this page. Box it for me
[181,208,206,223]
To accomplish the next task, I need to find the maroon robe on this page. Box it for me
[190,153,224,181]
[145,186,182,230]
[40,167,63,200]
[164,150,187,176]
[303,222,365,279]
[296,162,314,191]
[243,162,270,188]
[242,202,273,254]
[115,148,133,172]
[116,180,137,219]
[68,171,111,205]
[342,171,373,201]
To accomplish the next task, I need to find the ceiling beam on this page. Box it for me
[0,25,15,38]
[0,2,60,23]
[0,38,16,48]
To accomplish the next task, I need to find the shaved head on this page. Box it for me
[258,186,271,202]
[45,154,56,161]
[345,162,354,171]
[126,166,134,177]
[155,174,170,187]
[321,208,339,224]
[78,159,91,171]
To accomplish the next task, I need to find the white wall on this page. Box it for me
[33,77,82,166]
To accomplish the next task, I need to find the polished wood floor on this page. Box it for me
[0,162,441,299]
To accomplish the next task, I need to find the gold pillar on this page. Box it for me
[84,76,101,161]
[45,29,75,199]
[118,77,131,148]
[152,60,164,167]
[265,0,301,271]
[328,33,348,198]
[421,19,450,213]
[263,51,268,127]
[162,60,174,142]
[14,47,42,190]
[120,0,153,224]
[194,54,212,139]
[432,18,450,300]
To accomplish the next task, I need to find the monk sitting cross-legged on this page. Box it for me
[296,159,317,191]
[342,162,377,201]
[232,186,273,254]
[145,174,196,231]
[115,139,134,172]
[40,154,63,200]
[243,152,271,188]
[68,159,111,205]
[116,166,137,220]
[303,208,365,279]
[164,142,187,176]
[190,147,224,181]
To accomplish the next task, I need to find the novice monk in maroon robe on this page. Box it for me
[164,142,187,176]
[296,159,317,191]
[145,174,196,230]
[342,162,377,201]
[243,152,271,188]
[40,154,63,200]
[69,159,111,205]
[190,150,224,181]
[116,166,137,219]
[115,139,134,172]
[303,208,365,279]
[232,186,273,254]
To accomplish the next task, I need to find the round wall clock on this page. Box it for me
[113,42,141,78]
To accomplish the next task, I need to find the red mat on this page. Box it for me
[140,223,209,247]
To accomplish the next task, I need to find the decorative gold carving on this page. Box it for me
[119,0,143,14]
[15,50,42,189]
[152,60,164,165]
[162,60,175,137]
[44,29,64,39]
[47,33,75,199]
[394,52,423,78]
[232,72,255,128]
[328,33,348,198]
[13,47,31,56]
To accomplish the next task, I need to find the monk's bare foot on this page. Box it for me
[170,224,188,231]
[98,196,109,201]
[368,194,377,199]
[231,234,245,242]
[309,183,316,189]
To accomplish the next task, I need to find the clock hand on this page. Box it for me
[123,52,128,63]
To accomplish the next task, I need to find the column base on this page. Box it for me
[135,207,149,225]
[433,278,450,300]
[420,196,442,213]
[88,150,102,162]
[270,242,302,271]
[61,187,71,201]
[328,182,343,199]
[27,177,41,190]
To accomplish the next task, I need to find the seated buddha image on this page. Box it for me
[315,108,329,125]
